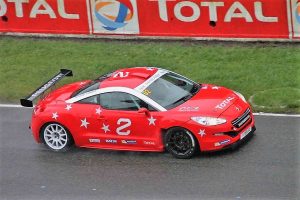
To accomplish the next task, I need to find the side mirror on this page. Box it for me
[138,107,150,116]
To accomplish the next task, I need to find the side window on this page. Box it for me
[100,92,156,111]
[77,95,100,105]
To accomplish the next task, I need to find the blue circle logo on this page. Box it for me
[94,0,134,31]
[296,1,300,23]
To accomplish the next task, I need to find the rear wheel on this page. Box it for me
[165,127,198,159]
[41,123,73,152]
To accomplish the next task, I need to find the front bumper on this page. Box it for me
[218,126,256,151]
[182,110,256,152]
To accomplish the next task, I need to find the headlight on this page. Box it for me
[191,117,226,126]
[234,91,247,103]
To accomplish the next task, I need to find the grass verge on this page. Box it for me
[0,37,299,113]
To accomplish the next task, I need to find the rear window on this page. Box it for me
[72,81,100,98]
[72,71,115,98]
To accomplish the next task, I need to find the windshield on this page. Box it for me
[143,73,200,109]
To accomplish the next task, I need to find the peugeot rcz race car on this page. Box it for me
[21,67,255,158]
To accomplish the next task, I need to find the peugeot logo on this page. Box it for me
[235,106,240,111]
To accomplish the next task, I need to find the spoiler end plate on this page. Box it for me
[20,99,33,107]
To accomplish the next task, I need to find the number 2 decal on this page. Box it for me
[116,118,132,135]
[113,72,129,78]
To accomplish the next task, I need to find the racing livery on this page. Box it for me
[21,67,256,158]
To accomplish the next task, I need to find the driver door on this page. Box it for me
[96,92,161,150]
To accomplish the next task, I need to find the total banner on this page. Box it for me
[0,0,299,40]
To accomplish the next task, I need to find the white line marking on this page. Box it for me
[0,104,299,117]
[253,113,300,118]
[0,104,26,108]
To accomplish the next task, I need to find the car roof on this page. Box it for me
[99,67,159,89]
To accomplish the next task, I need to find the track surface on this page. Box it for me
[0,107,299,200]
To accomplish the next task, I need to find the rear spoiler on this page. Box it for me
[20,69,73,107]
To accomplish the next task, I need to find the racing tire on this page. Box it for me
[41,123,73,152]
[165,127,198,159]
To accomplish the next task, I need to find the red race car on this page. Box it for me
[21,67,255,159]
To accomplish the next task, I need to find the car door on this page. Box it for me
[70,94,104,147]
[97,92,161,150]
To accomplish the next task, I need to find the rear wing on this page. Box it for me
[20,69,73,107]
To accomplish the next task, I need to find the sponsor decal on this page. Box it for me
[121,140,137,144]
[179,106,199,112]
[30,73,63,99]
[215,139,230,147]
[89,138,100,143]
[215,96,235,110]
[144,141,155,145]
[91,0,140,34]
[105,139,117,144]
[142,89,152,96]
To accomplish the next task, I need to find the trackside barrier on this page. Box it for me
[0,0,299,41]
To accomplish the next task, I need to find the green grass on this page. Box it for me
[0,37,299,113]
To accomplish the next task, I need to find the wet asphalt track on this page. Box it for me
[0,107,299,200]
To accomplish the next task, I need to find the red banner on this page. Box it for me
[137,0,290,39]
[0,0,298,40]
[0,0,90,34]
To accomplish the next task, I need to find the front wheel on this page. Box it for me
[41,123,73,152]
[165,127,198,159]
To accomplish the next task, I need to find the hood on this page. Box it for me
[38,80,91,105]
[174,85,238,117]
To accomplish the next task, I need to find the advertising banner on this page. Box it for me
[0,0,299,40]
[137,0,290,38]
[0,0,90,34]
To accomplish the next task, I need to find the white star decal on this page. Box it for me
[101,123,110,133]
[148,116,156,126]
[80,118,90,129]
[198,129,206,137]
[212,86,220,90]
[95,107,102,115]
[65,104,72,111]
[52,112,58,120]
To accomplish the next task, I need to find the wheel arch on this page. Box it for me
[161,126,200,151]
[39,121,75,145]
